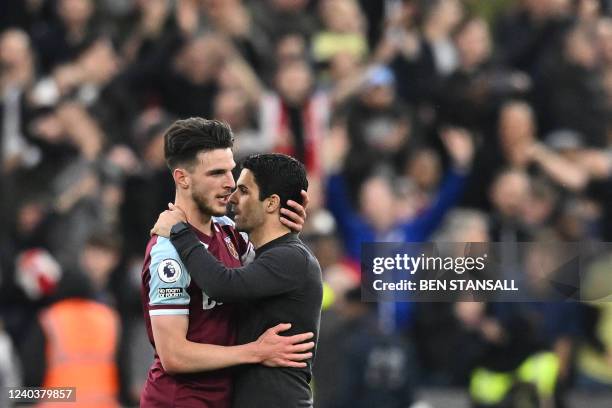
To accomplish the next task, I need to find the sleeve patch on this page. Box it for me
[157,259,182,283]
[157,287,184,298]
[148,237,191,306]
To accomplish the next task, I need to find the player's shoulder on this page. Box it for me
[144,235,159,256]
[147,236,190,287]
[150,235,181,259]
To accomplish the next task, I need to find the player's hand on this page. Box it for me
[280,190,308,233]
[253,323,314,368]
[150,203,188,237]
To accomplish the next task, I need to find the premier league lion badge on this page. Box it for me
[224,236,239,260]
[157,259,182,283]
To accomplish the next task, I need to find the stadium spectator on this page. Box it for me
[495,0,571,74]
[250,0,317,55]
[438,18,530,135]
[19,267,121,407]
[342,65,413,185]
[311,0,368,69]
[536,23,609,146]
[327,126,473,260]
[259,59,328,179]
[31,0,100,74]
[320,287,417,408]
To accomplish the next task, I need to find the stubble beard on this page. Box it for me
[235,208,265,234]
[235,219,250,233]
[233,212,251,233]
[192,189,226,218]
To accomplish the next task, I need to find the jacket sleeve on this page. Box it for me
[170,229,303,302]
[325,173,365,236]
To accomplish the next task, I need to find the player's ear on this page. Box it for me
[265,194,281,213]
[173,168,190,190]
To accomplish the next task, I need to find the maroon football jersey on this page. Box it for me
[140,216,252,407]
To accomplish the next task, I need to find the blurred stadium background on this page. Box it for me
[1,0,612,407]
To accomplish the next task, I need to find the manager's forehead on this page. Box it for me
[237,168,257,186]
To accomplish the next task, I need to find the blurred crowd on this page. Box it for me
[1,0,612,407]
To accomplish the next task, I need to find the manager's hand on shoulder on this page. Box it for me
[150,203,188,237]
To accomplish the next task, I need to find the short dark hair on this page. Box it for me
[241,153,308,210]
[164,118,234,170]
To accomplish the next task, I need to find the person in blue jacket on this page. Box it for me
[326,127,474,261]
[326,127,474,332]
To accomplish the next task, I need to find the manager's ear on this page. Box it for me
[265,194,281,213]
[173,168,190,190]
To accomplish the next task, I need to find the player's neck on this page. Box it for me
[249,220,291,249]
[175,196,213,236]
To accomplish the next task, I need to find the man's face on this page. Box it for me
[80,245,119,290]
[59,0,93,27]
[0,30,31,69]
[188,148,236,217]
[490,172,529,218]
[276,63,312,106]
[229,169,266,232]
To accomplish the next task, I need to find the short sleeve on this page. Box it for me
[148,237,191,316]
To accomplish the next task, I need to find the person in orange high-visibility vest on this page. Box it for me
[20,271,120,408]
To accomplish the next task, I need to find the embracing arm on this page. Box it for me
[169,227,302,302]
[152,314,259,374]
[152,315,313,374]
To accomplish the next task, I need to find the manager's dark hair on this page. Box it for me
[241,153,308,211]
[164,118,234,171]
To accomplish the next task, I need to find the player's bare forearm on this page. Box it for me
[164,342,252,374]
[162,339,312,374]
[280,190,308,232]
[152,316,313,374]
[151,314,249,373]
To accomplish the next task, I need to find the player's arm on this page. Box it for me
[151,316,314,374]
